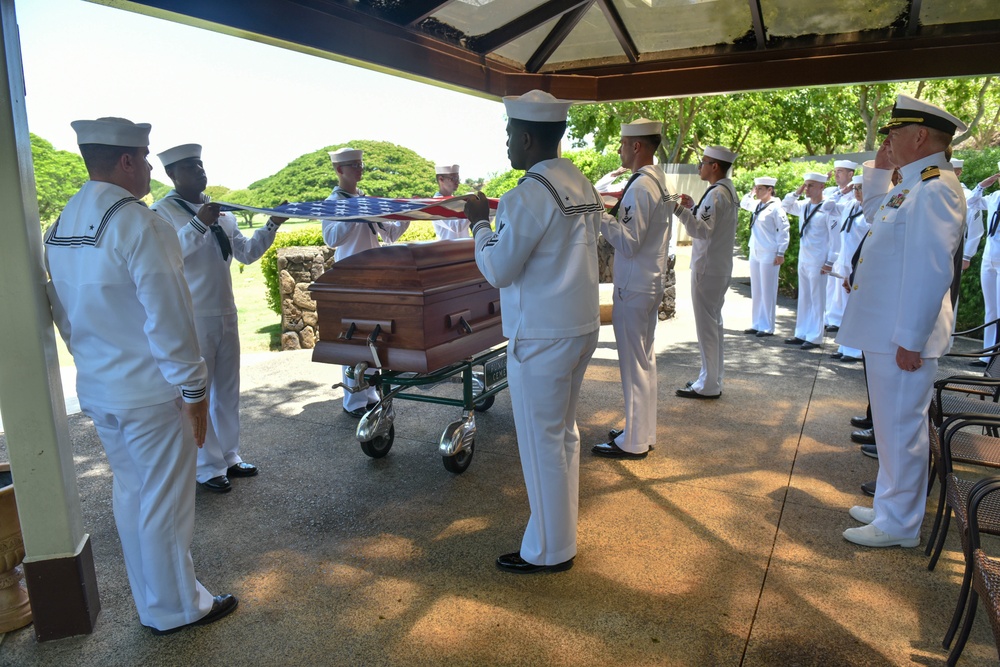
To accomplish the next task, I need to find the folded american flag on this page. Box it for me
[218,195,498,223]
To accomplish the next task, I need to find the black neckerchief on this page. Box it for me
[801,201,822,236]
[841,204,863,233]
[693,184,717,217]
[749,199,771,230]
[990,208,1000,237]
[609,171,643,218]
[173,197,231,261]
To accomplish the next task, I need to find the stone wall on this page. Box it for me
[598,236,676,320]
[277,246,335,350]
[277,241,676,351]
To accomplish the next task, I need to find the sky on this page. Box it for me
[14,0,516,190]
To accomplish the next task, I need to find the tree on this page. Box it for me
[149,178,171,202]
[204,185,230,201]
[222,188,260,227]
[248,140,436,206]
[30,133,88,226]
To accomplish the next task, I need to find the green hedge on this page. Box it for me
[952,147,1000,331]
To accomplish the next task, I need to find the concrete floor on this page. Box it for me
[1,249,998,666]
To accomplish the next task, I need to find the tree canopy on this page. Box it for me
[247,140,437,207]
[31,133,88,226]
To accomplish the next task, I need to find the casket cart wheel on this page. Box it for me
[473,394,495,412]
[360,425,395,459]
[442,441,474,474]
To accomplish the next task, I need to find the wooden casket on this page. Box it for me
[309,240,505,373]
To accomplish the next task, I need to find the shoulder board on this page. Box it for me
[921,166,941,181]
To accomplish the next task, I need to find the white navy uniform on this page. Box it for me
[967,185,1000,360]
[321,186,409,411]
[432,191,471,239]
[832,199,870,358]
[674,178,738,396]
[825,191,857,328]
[837,153,965,540]
[151,191,280,483]
[44,180,214,632]
[781,193,839,344]
[473,158,602,567]
[601,164,673,454]
[740,193,789,334]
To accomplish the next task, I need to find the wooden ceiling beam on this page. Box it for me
[525,1,594,73]
[595,0,638,63]
[468,0,591,55]
[747,0,767,49]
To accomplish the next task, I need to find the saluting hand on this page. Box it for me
[197,202,221,226]
[980,174,1000,189]
[182,398,209,448]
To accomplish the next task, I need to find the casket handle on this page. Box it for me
[489,300,501,315]
[457,314,502,335]
[340,318,395,340]
[447,310,472,330]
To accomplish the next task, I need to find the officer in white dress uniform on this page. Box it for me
[739,176,789,337]
[321,147,410,416]
[465,90,602,574]
[151,144,285,493]
[44,118,236,633]
[823,160,859,331]
[831,175,869,362]
[673,146,739,399]
[966,163,1000,363]
[591,118,674,459]
[838,95,967,548]
[432,164,470,240]
[781,173,839,349]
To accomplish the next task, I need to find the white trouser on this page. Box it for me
[981,258,1000,362]
[825,273,846,327]
[865,351,936,539]
[691,272,730,396]
[836,288,863,358]
[611,288,659,453]
[507,331,598,566]
[342,366,379,411]
[795,257,826,344]
[195,314,243,482]
[81,398,214,631]
[749,257,779,334]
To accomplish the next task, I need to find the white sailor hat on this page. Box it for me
[621,118,662,137]
[71,117,150,147]
[753,177,777,187]
[851,175,863,185]
[329,147,363,164]
[833,160,859,171]
[803,172,828,184]
[878,94,968,136]
[503,90,572,122]
[950,158,964,169]
[435,164,459,175]
[157,143,202,168]
[703,146,737,163]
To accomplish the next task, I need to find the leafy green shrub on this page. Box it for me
[952,147,1000,331]
[399,221,438,242]
[260,228,324,315]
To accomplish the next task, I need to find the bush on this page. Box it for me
[952,146,1000,331]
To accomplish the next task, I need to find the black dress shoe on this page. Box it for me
[850,415,872,429]
[829,352,843,359]
[784,337,805,345]
[971,360,989,368]
[200,476,231,493]
[841,355,862,363]
[676,387,721,399]
[496,552,573,574]
[851,428,875,445]
[825,325,840,333]
[755,331,774,337]
[861,480,876,496]
[150,594,239,635]
[800,341,820,350]
[860,443,878,459]
[744,328,758,334]
[608,428,623,439]
[343,406,367,418]
[227,462,258,478]
[685,380,695,388]
[592,440,648,459]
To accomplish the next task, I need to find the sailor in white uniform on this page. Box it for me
[151,144,285,493]
[465,90,602,574]
[321,147,409,416]
[781,172,839,349]
[739,176,789,337]
[432,163,470,239]
[823,160,859,332]
[44,118,235,633]
[831,175,869,362]
[838,95,967,548]
[966,163,1000,363]
[674,146,739,399]
[591,118,674,459]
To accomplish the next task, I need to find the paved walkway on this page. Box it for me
[1,249,998,665]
